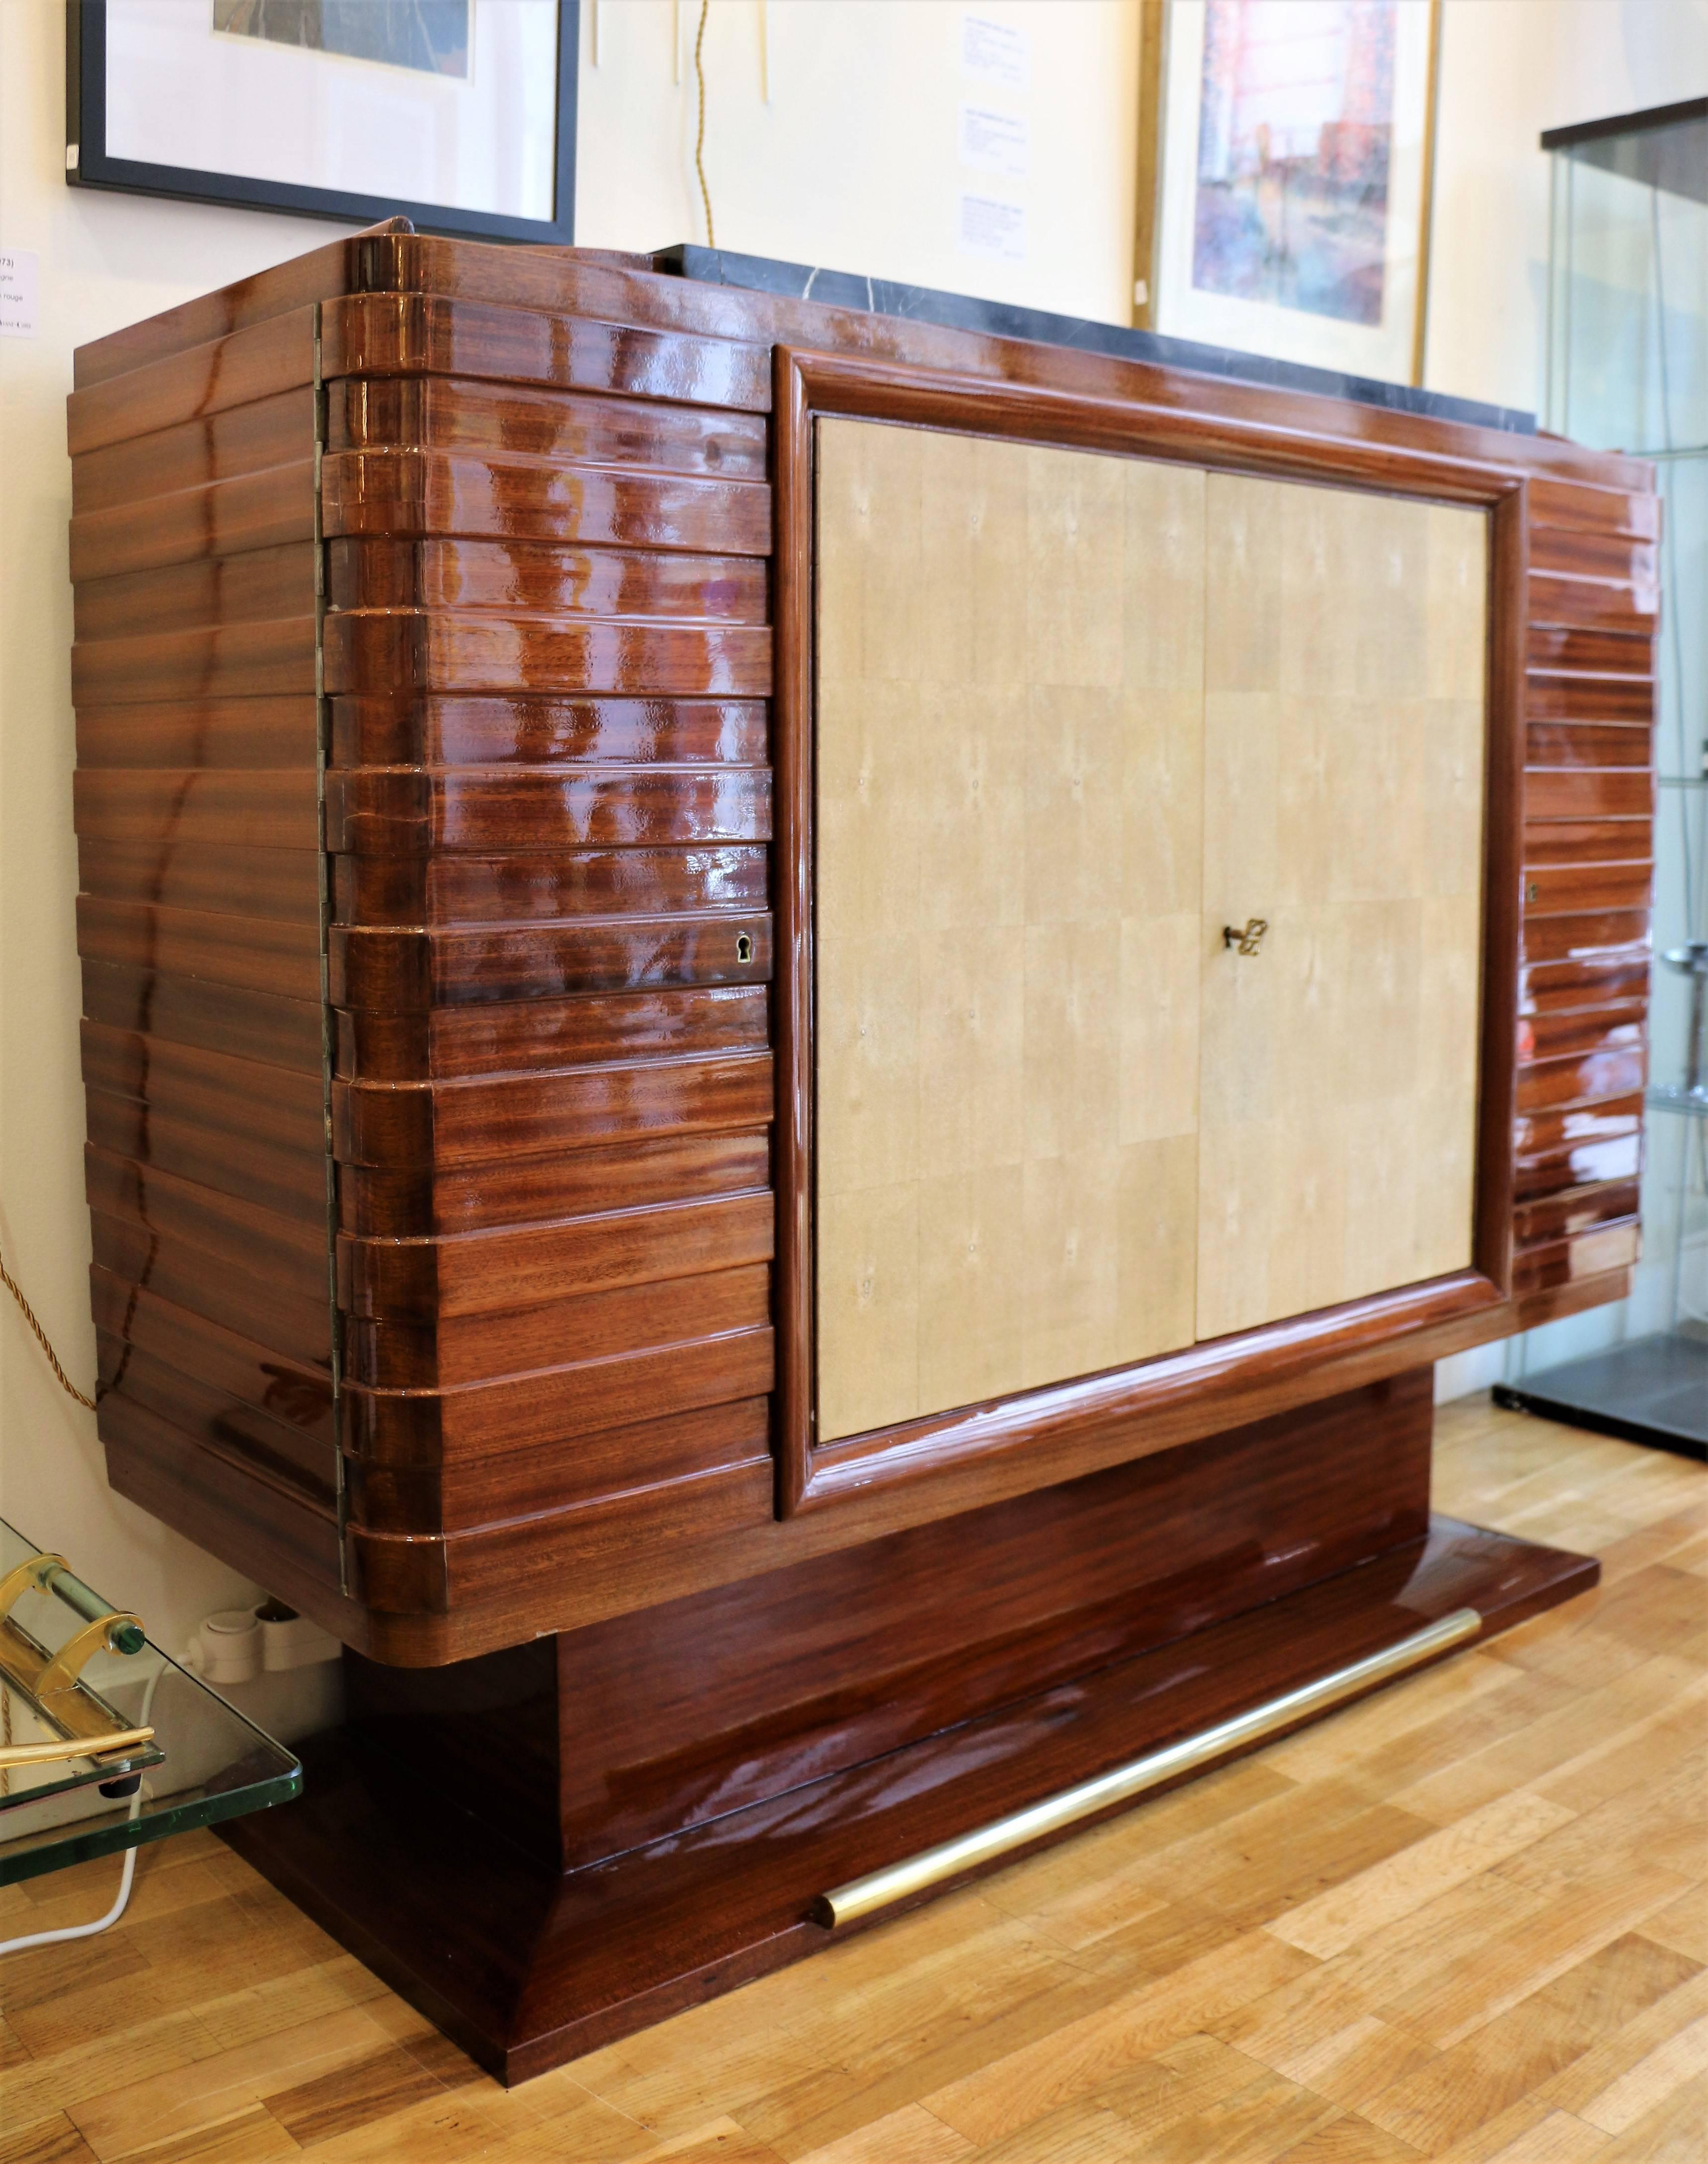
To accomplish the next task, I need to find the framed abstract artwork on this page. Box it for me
[66,0,579,244]
[1147,0,1441,384]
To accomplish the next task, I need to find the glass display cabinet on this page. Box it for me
[1497,97,1708,1456]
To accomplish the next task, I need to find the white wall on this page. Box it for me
[576,0,1141,321]
[2,0,1705,1649]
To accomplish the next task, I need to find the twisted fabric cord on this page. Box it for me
[0,1238,97,1410]
[694,0,715,246]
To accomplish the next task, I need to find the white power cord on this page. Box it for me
[0,1654,166,1958]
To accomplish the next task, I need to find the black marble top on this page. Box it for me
[653,244,1536,437]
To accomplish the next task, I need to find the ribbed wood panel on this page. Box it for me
[67,316,345,1619]
[1516,482,1656,1309]
[324,345,779,1595]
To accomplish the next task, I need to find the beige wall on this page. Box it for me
[1425,0,1708,414]
[1,0,1704,1652]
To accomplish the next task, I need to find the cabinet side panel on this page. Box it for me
[70,313,347,1622]
[1512,476,1655,1321]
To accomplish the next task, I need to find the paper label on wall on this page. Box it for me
[961,13,1030,90]
[0,249,38,339]
[959,193,1026,262]
[959,104,1028,179]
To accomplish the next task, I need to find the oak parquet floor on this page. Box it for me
[1,1396,1703,2162]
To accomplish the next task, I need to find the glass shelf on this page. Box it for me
[0,1520,301,1887]
[1648,1087,1708,1120]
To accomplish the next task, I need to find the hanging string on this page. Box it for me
[694,0,716,247]
[0,1236,98,1411]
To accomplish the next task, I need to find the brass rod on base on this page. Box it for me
[816,1606,1483,1928]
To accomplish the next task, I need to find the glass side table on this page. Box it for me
[0,1518,300,1888]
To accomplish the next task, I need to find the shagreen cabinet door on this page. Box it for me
[813,422,1491,1444]
[1195,474,1489,1341]
[813,418,1206,1444]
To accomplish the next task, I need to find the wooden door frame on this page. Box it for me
[773,344,1529,1520]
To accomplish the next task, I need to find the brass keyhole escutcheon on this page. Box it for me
[1222,917,1269,957]
[736,933,754,964]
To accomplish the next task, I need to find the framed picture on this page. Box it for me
[67,0,579,245]
[1142,0,1441,385]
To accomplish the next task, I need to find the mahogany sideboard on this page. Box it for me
[69,222,1655,2079]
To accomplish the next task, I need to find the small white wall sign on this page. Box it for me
[959,104,1028,179]
[958,193,1026,263]
[961,13,1030,91]
[0,248,39,339]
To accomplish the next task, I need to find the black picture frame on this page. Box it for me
[66,0,579,245]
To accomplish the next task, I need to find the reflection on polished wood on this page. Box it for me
[1197,477,1487,1341]
[4,1399,1702,2158]
[65,234,1653,1639]
[813,420,1204,1440]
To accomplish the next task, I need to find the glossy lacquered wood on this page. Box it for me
[72,618,318,707]
[78,897,324,1000]
[225,1498,1597,2083]
[71,227,1653,1674]
[72,385,317,514]
[69,307,342,1629]
[329,914,772,1008]
[75,767,319,845]
[319,290,773,413]
[1527,568,1656,634]
[322,611,771,699]
[1529,473,1662,536]
[1523,860,1654,915]
[345,1397,769,1534]
[75,694,320,769]
[81,961,325,1073]
[321,451,770,558]
[334,1371,1435,1845]
[324,766,771,853]
[334,1059,771,1177]
[80,838,319,924]
[1529,524,1659,589]
[343,1263,771,1388]
[70,461,318,582]
[1526,721,1651,767]
[326,536,768,621]
[1526,621,1654,673]
[338,1190,774,1322]
[66,306,316,456]
[332,845,767,927]
[339,1130,770,1236]
[1525,669,1654,721]
[328,373,769,478]
[331,693,767,768]
[73,541,318,640]
[336,984,770,1081]
[96,1327,337,1504]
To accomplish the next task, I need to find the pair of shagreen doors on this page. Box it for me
[808,413,1489,1449]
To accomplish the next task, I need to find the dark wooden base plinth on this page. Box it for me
[222,1513,1595,2084]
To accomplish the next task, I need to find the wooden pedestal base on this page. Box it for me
[222,1380,1597,2084]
